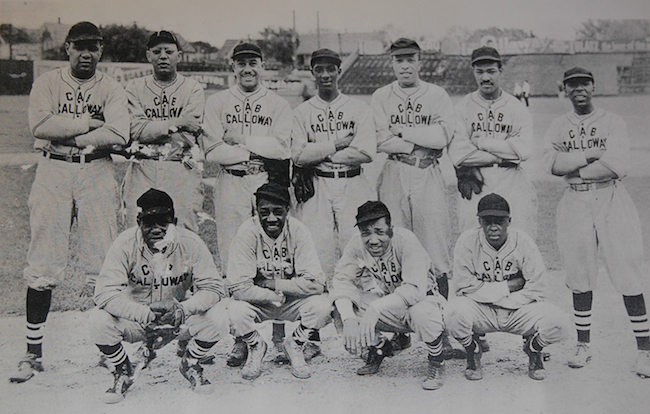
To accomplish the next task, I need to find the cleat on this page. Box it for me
[523,336,546,380]
[303,341,322,361]
[103,359,134,404]
[568,342,592,368]
[390,332,411,355]
[227,337,248,368]
[283,336,311,379]
[634,350,650,378]
[464,340,483,381]
[422,357,445,390]
[357,340,393,376]
[9,353,44,383]
[273,341,290,364]
[179,353,213,394]
[241,339,267,380]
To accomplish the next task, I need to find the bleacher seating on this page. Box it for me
[619,53,650,94]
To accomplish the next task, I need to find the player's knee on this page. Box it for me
[87,308,116,344]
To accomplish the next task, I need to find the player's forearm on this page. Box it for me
[550,152,589,176]
[96,292,153,325]
[458,150,501,167]
[74,126,129,148]
[401,124,449,150]
[461,280,510,304]
[181,290,220,315]
[377,136,415,154]
[578,161,618,181]
[205,142,251,165]
[293,141,337,166]
[31,115,90,141]
[328,147,372,164]
[132,119,173,143]
[275,277,325,297]
[244,135,290,160]
[230,281,283,304]
[475,138,522,161]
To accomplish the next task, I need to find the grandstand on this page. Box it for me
[619,53,650,94]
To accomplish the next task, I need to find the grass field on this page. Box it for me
[1,94,650,316]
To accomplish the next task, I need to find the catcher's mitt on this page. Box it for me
[262,158,291,188]
[292,166,315,203]
[150,299,186,330]
[455,166,484,200]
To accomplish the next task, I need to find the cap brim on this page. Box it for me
[232,52,262,60]
[390,48,420,56]
[68,36,103,42]
[311,57,341,66]
[139,206,173,217]
[471,56,501,65]
[477,210,509,217]
[563,74,594,82]
[355,212,389,226]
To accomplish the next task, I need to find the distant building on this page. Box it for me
[295,31,388,67]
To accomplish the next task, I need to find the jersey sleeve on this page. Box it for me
[584,113,629,179]
[242,96,292,160]
[275,220,326,296]
[291,105,337,166]
[181,235,224,315]
[541,116,590,176]
[329,100,376,164]
[391,231,429,306]
[447,99,495,167]
[202,93,251,164]
[474,102,533,162]
[329,237,365,307]
[371,88,416,155]
[400,87,455,150]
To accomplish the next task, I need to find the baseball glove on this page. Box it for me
[455,166,484,200]
[262,158,291,188]
[150,299,186,330]
[292,166,316,203]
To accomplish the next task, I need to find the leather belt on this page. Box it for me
[569,180,615,192]
[483,161,519,169]
[388,154,437,169]
[314,167,361,178]
[43,151,109,163]
[224,166,266,177]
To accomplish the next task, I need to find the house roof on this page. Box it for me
[215,39,243,61]
[296,32,387,56]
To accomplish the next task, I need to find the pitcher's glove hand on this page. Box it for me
[149,299,186,329]
[456,166,484,200]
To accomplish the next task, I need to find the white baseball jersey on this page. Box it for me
[371,80,456,278]
[25,67,129,288]
[291,93,377,278]
[122,74,209,231]
[542,107,644,295]
[450,90,537,239]
[203,85,293,271]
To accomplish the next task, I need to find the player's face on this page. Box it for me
[233,57,264,92]
[138,214,176,252]
[147,43,181,78]
[479,215,510,250]
[473,62,502,99]
[257,199,289,239]
[392,54,421,88]
[312,63,340,93]
[65,40,103,80]
[360,217,393,258]
[565,78,594,112]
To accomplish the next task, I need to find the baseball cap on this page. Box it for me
[232,42,263,60]
[355,200,391,227]
[137,188,175,217]
[310,49,342,67]
[477,193,510,217]
[390,38,421,56]
[255,182,290,206]
[66,21,103,43]
[471,46,501,65]
[563,67,594,83]
[147,30,179,49]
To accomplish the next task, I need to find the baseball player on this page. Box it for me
[449,46,538,241]
[331,200,447,390]
[542,67,650,378]
[122,30,209,232]
[291,48,376,279]
[89,189,229,402]
[446,193,570,381]
[226,183,332,380]
[9,22,129,384]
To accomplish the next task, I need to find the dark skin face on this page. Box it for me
[257,198,289,239]
[565,78,595,115]
[65,40,103,80]
[233,57,264,93]
[479,215,510,251]
[138,213,177,252]
[473,61,503,101]
[312,62,341,102]
[392,53,421,88]
[359,217,393,258]
[147,42,181,82]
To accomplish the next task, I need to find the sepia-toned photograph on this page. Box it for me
[1,1,650,413]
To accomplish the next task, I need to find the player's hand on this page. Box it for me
[149,300,176,323]
[258,278,276,290]
[334,131,354,151]
[507,271,526,293]
[171,116,202,136]
[223,129,245,145]
[342,317,361,355]
[585,149,605,163]
[389,125,403,138]
[88,119,105,131]
[359,307,380,348]
[271,291,286,307]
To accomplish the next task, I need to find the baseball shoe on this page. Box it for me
[283,336,311,379]
[179,352,213,394]
[634,350,650,378]
[523,336,546,380]
[276,340,322,363]
[103,359,134,404]
[568,342,592,368]
[272,340,290,364]
[390,332,411,355]
[357,340,393,376]
[241,339,267,380]
[226,337,248,368]
[464,340,483,381]
[9,353,44,383]
[421,356,445,390]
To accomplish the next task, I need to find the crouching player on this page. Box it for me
[330,201,447,390]
[89,188,229,403]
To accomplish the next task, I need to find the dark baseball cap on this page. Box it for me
[310,49,341,67]
[137,188,175,217]
[147,30,179,49]
[477,193,510,217]
[390,38,421,56]
[563,67,594,83]
[255,182,290,206]
[356,200,391,227]
[66,21,103,43]
[471,46,501,65]
[232,42,263,60]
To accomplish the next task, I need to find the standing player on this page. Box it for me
[450,46,537,240]
[226,183,332,380]
[542,67,650,377]
[331,201,447,390]
[122,30,208,232]
[9,22,129,383]
[89,189,229,402]
[447,193,570,381]
[292,48,376,279]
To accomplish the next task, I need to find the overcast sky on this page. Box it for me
[2,0,649,47]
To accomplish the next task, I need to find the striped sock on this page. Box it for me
[97,343,127,368]
[187,339,216,360]
[242,330,262,346]
[527,333,545,352]
[573,291,593,343]
[26,288,52,357]
[425,335,444,361]
[292,324,313,346]
[623,294,650,351]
